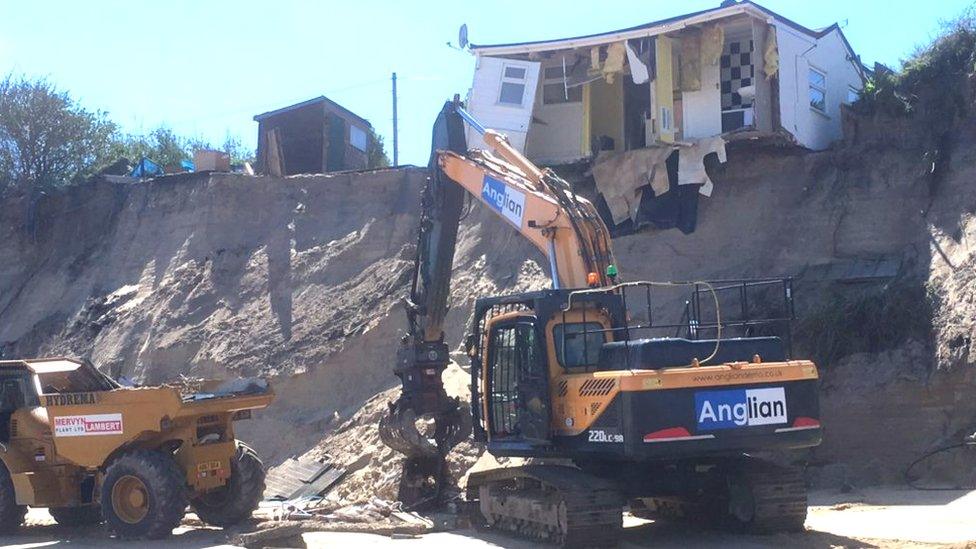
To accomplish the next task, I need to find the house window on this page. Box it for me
[809,68,827,113]
[542,65,582,105]
[846,86,859,104]
[349,125,368,152]
[498,65,528,106]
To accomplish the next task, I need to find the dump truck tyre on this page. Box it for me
[190,441,265,527]
[0,462,26,533]
[101,450,187,539]
[49,505,102,526]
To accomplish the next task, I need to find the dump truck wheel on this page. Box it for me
[190,441,265,527]
[101,450,187,539]
[0,461,26,533]
[49,505,102,526]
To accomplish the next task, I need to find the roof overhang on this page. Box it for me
[470,1,866,84]
[471,3,771,57]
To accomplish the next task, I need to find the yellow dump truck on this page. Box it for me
[0,357,273,538]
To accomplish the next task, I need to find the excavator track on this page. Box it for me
[628,459,807,534]
[467,465,623,547]
[726,460,808,533]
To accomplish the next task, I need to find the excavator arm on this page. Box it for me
[379,98,617,507]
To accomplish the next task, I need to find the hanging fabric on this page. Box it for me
[625,42,649,84]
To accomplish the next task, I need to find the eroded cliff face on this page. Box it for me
[3,120,976,486]
[0,168,550,462]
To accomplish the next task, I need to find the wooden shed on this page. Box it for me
[254,96,372,175]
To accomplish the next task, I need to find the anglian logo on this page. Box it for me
[695,387,787,430]
[481,175,525,228]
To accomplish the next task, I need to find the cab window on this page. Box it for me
[0,370,39,409]
[488,321,538,437]
[553,322,605,370]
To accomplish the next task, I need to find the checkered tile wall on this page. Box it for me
[720,40,755,111]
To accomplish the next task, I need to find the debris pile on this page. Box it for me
[281,363,486,506]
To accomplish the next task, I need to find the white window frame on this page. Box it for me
[541,64,581,105]
[846,86,859,105]
[809,67,827,114]
[497,63,529,107]
[349,125,368,152]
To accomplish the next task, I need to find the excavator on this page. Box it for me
[379,97,821,545]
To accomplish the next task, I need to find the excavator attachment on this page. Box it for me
[378,393,471,506]
[379,397,470,459]
[378,99,472,507]
[377,339,472,506]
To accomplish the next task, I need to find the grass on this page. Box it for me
[795,279,935,368]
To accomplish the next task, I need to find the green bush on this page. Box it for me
[796,279,934,368]
[854,11,976,141]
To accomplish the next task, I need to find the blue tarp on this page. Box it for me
[130,157,163,177]
[129,157,195,177]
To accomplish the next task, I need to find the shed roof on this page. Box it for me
[253,96,372,128]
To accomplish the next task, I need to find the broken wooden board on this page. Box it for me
[234,523,305,548]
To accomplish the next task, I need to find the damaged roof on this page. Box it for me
[470,0,858,63]
[253,96,372,128]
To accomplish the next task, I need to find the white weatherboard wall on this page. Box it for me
[775,24,862,150]
[467,56,541,152]
[525,60,585,164]
[682,60,723,139]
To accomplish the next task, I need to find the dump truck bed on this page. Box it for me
[44,378,272,468]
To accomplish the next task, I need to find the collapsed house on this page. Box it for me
[464,0,866,233]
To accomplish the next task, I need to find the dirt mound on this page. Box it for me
[294,362,483,505]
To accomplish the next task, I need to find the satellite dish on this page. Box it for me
[458,24,469,50]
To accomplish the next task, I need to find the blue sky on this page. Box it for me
[1,0,971,165]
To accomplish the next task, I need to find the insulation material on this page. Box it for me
[654,36,675,143]
[602,42,626,84]
[764,25,779,79]
[679,30,702,91]
[701,24,724,66]
[650,160,671,196]
[590,46,602,73]
[625,42,649,85]
[592,147,673,223]
[677,136,727,197]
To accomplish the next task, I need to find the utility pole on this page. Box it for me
[392,72,399,167]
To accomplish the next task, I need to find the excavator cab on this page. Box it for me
[470,291,624,452]
[481,311,550,444]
